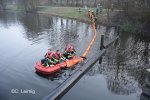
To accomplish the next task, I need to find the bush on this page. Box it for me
[121,20,143,34]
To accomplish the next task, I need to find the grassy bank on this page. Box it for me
[5,4,24,11]
[3,5,150,35]
[38,6,96,22]
[3,5,118,25]
[2,5,93,22]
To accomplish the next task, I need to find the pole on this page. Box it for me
[100,35,104,50]
[99,35,104,64]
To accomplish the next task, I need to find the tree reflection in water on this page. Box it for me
[87,32,150,97]
[18,13,80,48]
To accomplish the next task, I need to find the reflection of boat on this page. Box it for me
[35,56,77,75]
[35,70,61,80]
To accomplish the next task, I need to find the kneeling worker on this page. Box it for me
[42,49,59,66]
[63,44,76,59]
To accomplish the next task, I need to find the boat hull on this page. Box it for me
[35,56,77,75]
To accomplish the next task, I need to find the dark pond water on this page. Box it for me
[62,29,150,100]
[0,11,149,100]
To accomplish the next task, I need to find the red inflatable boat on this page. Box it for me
[35,56,78,75]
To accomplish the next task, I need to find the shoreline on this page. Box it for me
[38,11,91,24]
[1,6,119,27]
[37,6,93,23]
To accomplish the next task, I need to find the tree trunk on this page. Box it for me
[71,0,73,6]
[0,0,6,10]
[76,0,78,7]
[144,0,148,8]
[66,0,69,6]
[87,0,90,7]
[56,0,58,5]
[60,0,62,6]
[117,0,120,8]
[94,0,97,7]
[49,0,53,5]
[82,0,84,7]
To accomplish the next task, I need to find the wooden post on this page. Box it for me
[113,26,119,48]
[118,26,120,35]
[99,4,103,14]
[99,35,104,64]
[115,25,120,36]
[96,8,99,16]
[79,7,81,13]
[99,57,102,64]
[114,38,118,47]
[100,35,104,50]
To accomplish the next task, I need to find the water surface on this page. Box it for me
[0,11,148,100]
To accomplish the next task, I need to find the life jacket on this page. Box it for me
[56,51,62,59]
[66,44,74,53]
[46,51,53,58]
[46,51,59,59]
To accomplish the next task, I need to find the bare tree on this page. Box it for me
[81,0,84,7]
[48,0,53,5]
[55,0,58,5]
[18,0,39,12]
[94,0,97,7]
[66,0,69,6]
[76,0,79,7]
[0,0,6,10]
[60,0,62,6]
[71,0,73,6]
